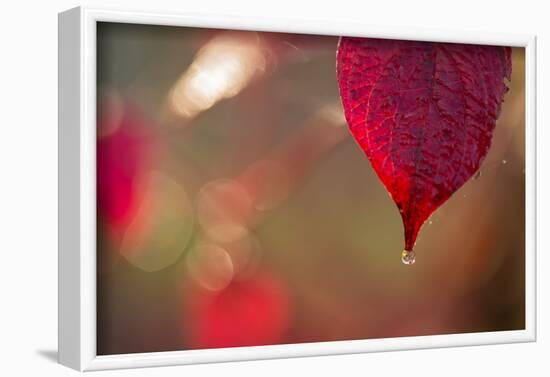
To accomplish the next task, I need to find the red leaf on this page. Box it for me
[336,37,511,262]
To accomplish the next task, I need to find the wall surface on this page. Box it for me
[0,0,548,376]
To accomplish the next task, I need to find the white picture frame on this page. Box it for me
[58,5,537,371]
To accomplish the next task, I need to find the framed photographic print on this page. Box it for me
[58,6,536,371]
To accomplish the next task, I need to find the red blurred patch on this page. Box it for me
[185,272,291,349]
[97,103,154,234]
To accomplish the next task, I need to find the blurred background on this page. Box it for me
[96,22,525,355]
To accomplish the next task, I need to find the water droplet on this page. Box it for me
[502,159,507,165]
[428,220,433,225]
[401,249,416,265]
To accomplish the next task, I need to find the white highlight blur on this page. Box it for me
[170,32,266,119]
[97,89,125,138]
[186,243,234,292]
[196,178,253,243]
[239,159,290,211]
[316,102,346,127]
